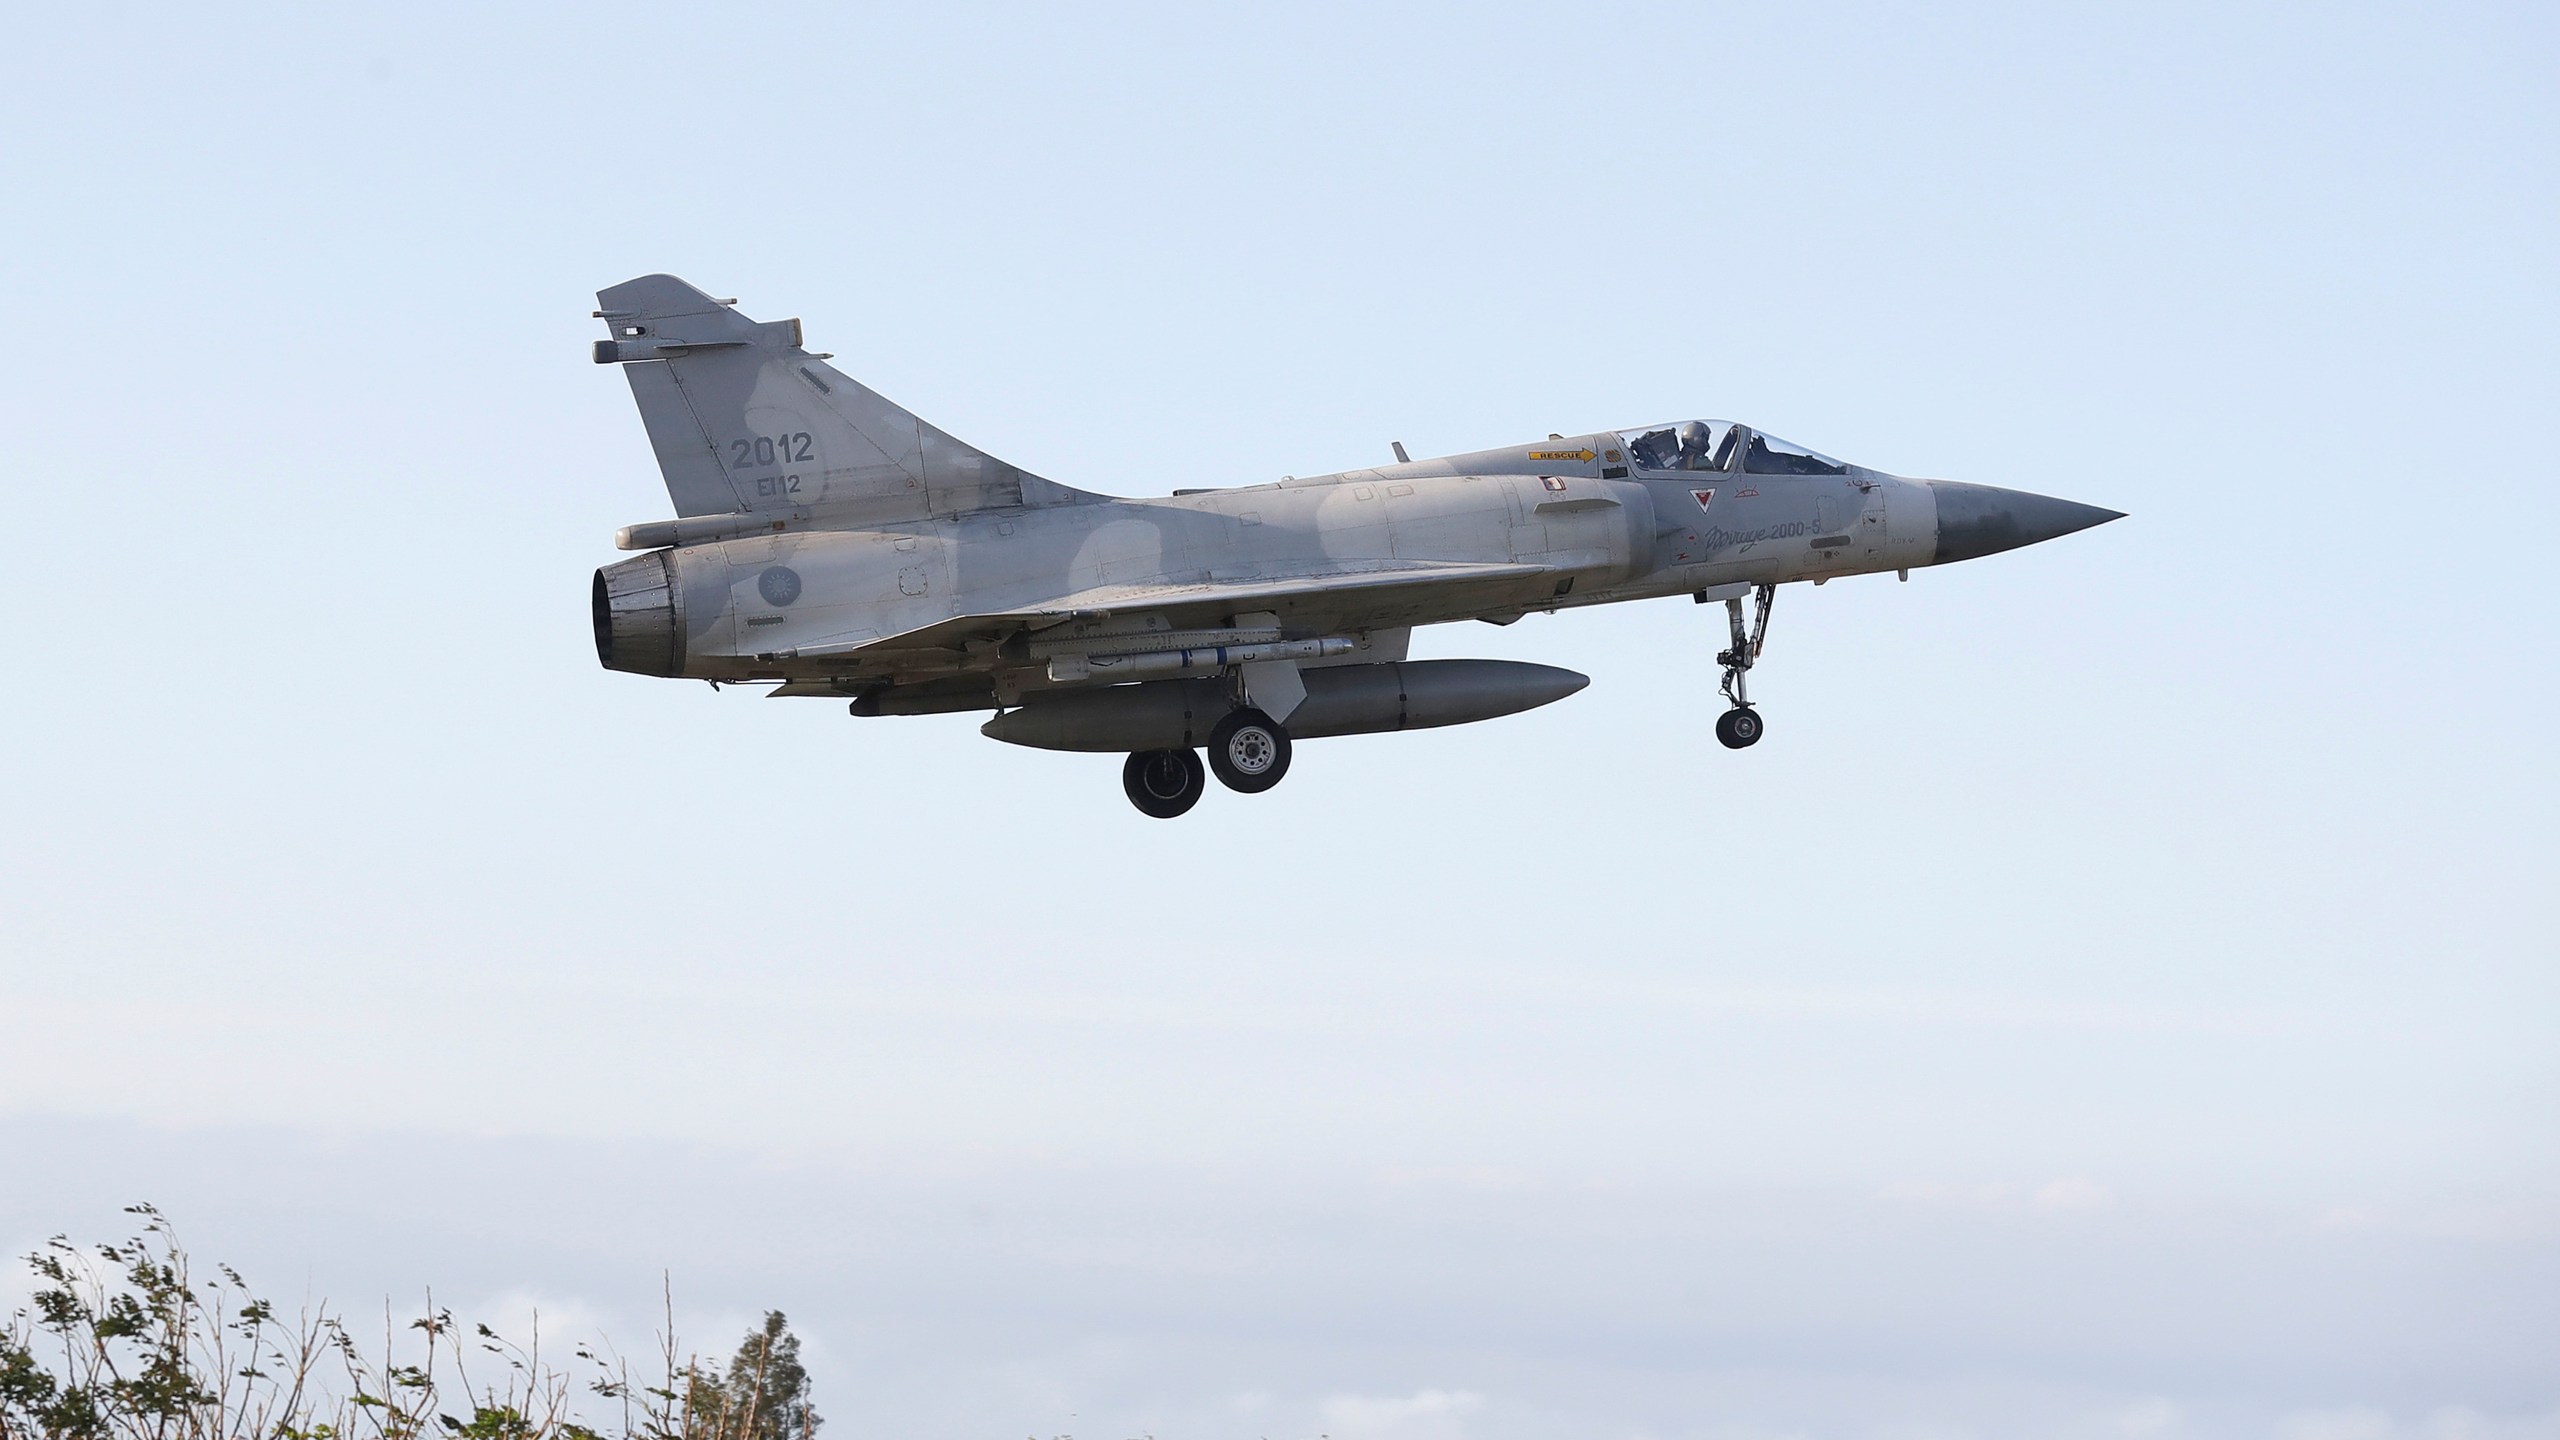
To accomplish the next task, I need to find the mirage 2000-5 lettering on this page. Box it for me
[590,275,2123,817]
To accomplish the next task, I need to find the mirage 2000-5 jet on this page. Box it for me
[590,275,2122,817]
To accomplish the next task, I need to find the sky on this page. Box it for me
[1,2,2554,1437]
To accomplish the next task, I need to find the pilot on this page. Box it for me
[1674,420,1719,471]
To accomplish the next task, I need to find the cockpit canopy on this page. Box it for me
[1619,421,1847,477]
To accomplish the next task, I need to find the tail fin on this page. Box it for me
[593,274,1095,521]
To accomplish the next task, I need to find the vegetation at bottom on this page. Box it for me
[0,1206,819,1440]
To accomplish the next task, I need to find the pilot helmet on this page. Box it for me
[1675,420,1715,455]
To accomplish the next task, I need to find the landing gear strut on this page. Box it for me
[1715,583,1775,750]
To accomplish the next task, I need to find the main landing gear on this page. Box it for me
[1122,748,1206,818]
[1714,583,1776,750]
[1207,708,1292,792]
[1121,707,1296,818]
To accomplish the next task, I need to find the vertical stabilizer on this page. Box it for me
[593,274,1094,521]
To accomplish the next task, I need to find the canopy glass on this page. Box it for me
[1618,421,1847,477]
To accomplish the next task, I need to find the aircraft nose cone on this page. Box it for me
[1927,481,2125,565]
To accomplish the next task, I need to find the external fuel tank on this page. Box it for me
[980,659,1589,752]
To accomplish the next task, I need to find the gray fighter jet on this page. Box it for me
[591,275,2122,817]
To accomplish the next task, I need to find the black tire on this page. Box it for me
[1715,706,1764,750]
[1122,748,1205,818]
[1206,708,1293,793]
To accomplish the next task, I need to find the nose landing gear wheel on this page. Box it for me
[1206,708,1293,793]
[1715,707,1764,749]
[1122,748,1206,818]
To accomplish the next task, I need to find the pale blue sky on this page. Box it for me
[2,3,2554,1438]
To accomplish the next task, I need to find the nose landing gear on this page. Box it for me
[1714,583,1775,749]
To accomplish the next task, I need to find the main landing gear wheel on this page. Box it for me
[1207,708,1293,793]
[1715,707,1764,749]
[1122,748,1206,819]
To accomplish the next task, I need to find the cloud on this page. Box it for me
[1316,1388,1485,1440]
[2416,1410,2560,1440]
[2032,1177,2116,1214]
[2277,1408,2560,1440]
[2108,1397,2184,1436]
[2281,1411,2403,1440]
[1876,1176,2118,1214]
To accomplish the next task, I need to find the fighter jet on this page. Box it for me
[591,275,2122,817]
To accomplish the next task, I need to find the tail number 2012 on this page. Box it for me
[731,432,814,469]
